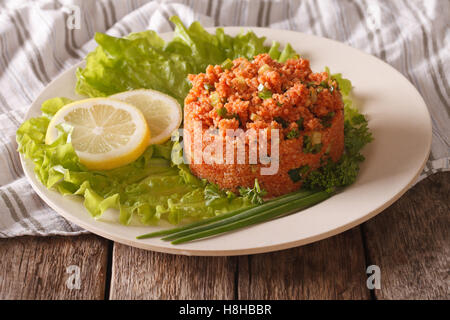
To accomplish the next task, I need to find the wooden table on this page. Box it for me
[0,172,448,300]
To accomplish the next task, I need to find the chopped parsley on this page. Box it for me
[258,83,273,99]
[210,92,220,106]
[321,111,335,128]
[296,117,304,130]
[216,108,241,125]
[239,179,267,205]
[303,135,322,154]
[274,116,289,128]
[306,81,330,89]
[221,58,233,70]
[288,165,310,183]
[287,128,300,139]
[204,183,236,206]
[216,107,228,117]
[235,114,242,126]
[320,81,329,88]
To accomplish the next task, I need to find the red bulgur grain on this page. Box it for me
[184,54,344,196]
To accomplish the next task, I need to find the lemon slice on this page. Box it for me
[45,98,150,170]
[110,89,182,144]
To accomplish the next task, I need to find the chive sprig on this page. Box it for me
[137,188,333,244]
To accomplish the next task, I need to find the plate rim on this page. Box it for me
[19,27,432,256]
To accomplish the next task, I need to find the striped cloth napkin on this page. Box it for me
[0,0,448,237]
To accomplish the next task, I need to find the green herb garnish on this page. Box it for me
[257,83,273,99]
[302,135,322,154]
[321,111,335,128]
[274,116,289,128]
[287,128,300,139]
[303,135,312,153]
[320,81,329,88]
[137,188,332,243]
[288,165,310,183]
[221,58,234,70]
[312,143,323,154]
[234,114,242,126]
[210,92,221,106]
[296,117,304,130]
[238,179,267,205]
[216,107,228,117]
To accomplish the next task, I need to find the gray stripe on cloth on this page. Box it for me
[14,11,52,84]
[361,0,387,61]
[62,11,81,58]
[0,189,30,230]
[0,140,21,179]
[214,0,222,26]
[0,35,34,103]
[310,0,329,38]
[99,0,112,30]
[264,0,272,27]
[7,187,46,233]
[348,0,377,55]
[4,12,47,84]
[257,0,265,27]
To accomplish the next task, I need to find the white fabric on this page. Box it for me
[0,0,448,237]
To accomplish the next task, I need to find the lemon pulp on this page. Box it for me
[110,89,182,145]
[46,98,150,170]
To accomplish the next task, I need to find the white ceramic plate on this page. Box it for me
[20,28,431,256]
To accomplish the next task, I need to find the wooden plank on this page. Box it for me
[109,243,237,299]
[0,234,109,300]
[238,226,371,299]
[362,172,449,299]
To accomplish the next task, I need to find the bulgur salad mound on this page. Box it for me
[17,17,372,228]
[185,54,345,196]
